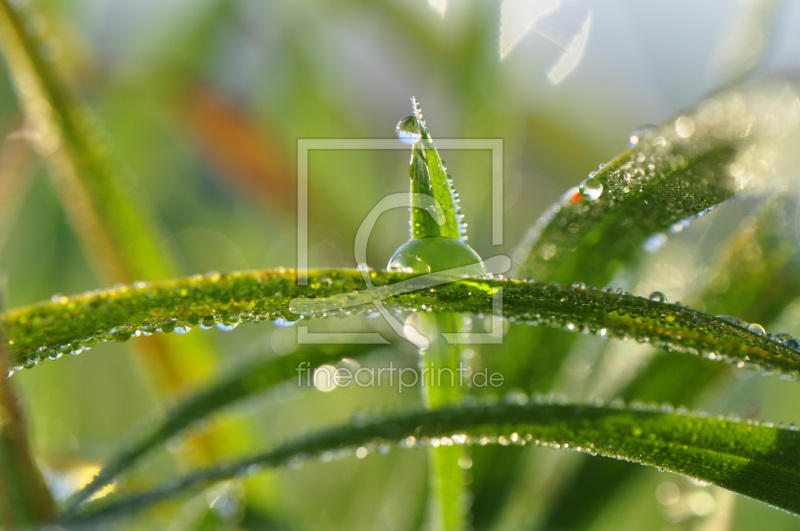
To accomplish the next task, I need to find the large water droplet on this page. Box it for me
[396,115,422,145]
[746,322,766,335]
[648,291,668,303]
[579,177,603,201]
[386,236,486,277]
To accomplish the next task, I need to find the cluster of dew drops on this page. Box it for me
[5,272,310,378]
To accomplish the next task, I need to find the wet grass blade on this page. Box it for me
[2,268,800,377]
[471,79,800,526]
[540,193,800,529]
[513,79,800,286]
[65,399,800,524]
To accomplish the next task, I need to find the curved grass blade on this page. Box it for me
[63,342,380,515]
[65,399,800,524]
[539,193,800,529]
[2,268,800,376]
[513,79,800,286]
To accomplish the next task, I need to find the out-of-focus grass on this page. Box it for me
[2,0,800,529]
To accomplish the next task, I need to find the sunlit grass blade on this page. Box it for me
[65,399,800,524]
[474,80,800,525]
[2,268,800,377]
[396,99,478,530]
[540,193,800,529]
[513,79,800,286]
[63,342,380,514]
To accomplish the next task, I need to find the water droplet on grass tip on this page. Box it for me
[746,322,766,335]
[396,115,422,145]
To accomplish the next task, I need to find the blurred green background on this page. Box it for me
[3,0,800,528]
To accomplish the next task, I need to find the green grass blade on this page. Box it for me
[400,98,465,241]
[0,0,175,283]
[399,99,474,530]
[417,313,469,530]
[539,193,800,529]
[66,400,800,524]
[2,269,800,377]
[63,342,379,514]
[0,288,54,526]
[513,79,800,286]
[473,80,800,526]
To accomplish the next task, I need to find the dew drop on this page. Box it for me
[579,177,603,201]
[396,115,422,145]
[746,322,766,335]
[110,327,133,342]
[674,116,696,138]
[628,125,657,147]
[648,291,667,303]
[716,315,745,326]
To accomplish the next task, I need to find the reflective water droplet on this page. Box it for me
[674,116,696,138]
[746,322,766,335]
[579,177,603,201]
[648,291,667,303]
[628,125,657,147]
[396,115,422,144]
[716,315,745,326]
[386,237,485,277]
[110,327,133,342]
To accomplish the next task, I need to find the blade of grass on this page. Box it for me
[0,282,54,526]
[513,79,800,285]
[66,399,800,524]
[398,99,475,530]
[2,268,800,377]
[538,193,800,529]
[472,78,800,527]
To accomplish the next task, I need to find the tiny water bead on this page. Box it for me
[386,237,486,276]
[396,114,422,145]
[628,124,658,147]
[578,176,603,201]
